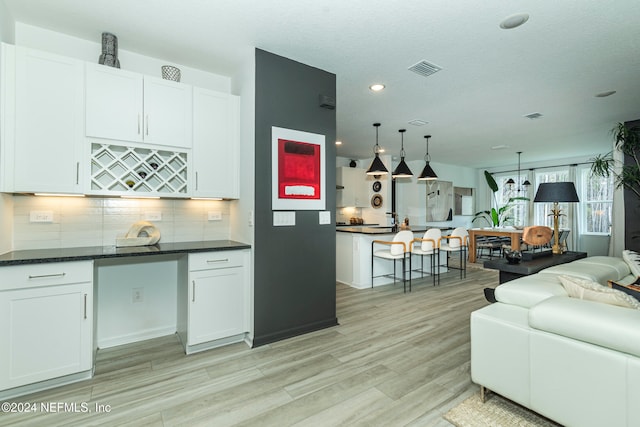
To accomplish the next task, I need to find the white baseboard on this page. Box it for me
[97,326,176,348]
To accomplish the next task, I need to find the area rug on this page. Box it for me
[444,393,562,427]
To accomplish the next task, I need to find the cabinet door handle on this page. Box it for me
[138,114,141,134]
[76,162,80,185]
[83,294,87,320]
[28,272,66,279]
[195,172,198,190]
[192,280,195,302]
[206,259,229,263]
[146,115,149,136]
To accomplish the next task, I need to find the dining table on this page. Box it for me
[467,227,523,264]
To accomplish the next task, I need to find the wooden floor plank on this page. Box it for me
[2,266,498,426]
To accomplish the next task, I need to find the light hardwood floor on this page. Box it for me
[1,266,498,427]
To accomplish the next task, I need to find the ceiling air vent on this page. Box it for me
[524,112,543,120]
[408,60,442,77]
[408,119,429,126]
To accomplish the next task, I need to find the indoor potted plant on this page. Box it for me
[473,170,529,228]
[590,122,640,198]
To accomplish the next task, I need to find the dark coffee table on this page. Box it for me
[483,251,588,284]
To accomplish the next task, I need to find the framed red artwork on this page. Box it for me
[272,126,325,210]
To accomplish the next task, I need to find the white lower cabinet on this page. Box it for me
[178,250,249,353]
[0,261,93,394]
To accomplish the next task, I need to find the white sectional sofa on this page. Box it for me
[471,256,640,427]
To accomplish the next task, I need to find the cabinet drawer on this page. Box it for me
[0,261,93,291]
[188,250,245,271]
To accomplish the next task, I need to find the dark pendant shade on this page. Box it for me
[392,159,413,178]
[417,134,437,180]
[523,179,531,186]
[418,161,438,180]
[534,182,579,202]
[366,154,388,175]
[366,122,388,175]
[505,178,516,185]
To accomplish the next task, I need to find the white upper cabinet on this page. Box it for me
[144,77,193,148]
[85,64,192,149]
[3,44,84,194]
[192,88,240,199]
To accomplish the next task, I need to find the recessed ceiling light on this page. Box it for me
[408,119,429,126]
[500,13,529,29]
[595,90,617,98]
[335,140,342,145]
[369,84,385,92]
[491,145,510,150]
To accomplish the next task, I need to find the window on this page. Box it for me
[533,169,570,228]
[495,174,530,226]
[579,168,613,234]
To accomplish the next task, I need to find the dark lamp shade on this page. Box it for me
[417,161,438,180]
[366,154,388,175]
[534,182,579,203]
[392,159,413,178]
[505,178,516,185]
[523,179,531,186]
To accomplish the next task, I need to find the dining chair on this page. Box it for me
[371,230,414,293]
[476,236,503,260]
[522,225,552,252]
[439,227,468,278]
[412,228,441,286]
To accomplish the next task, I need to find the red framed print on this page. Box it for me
[272,126,326,210]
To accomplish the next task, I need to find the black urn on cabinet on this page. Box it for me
[505,250,523,264]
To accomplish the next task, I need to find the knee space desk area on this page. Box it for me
[0,240,251,399]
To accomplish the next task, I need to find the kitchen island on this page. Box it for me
[337,227,451,289]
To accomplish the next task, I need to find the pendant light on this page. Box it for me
[417,135,437,180]
[366,123,388,175]
[511,151,531,192]
[392,129,413,178]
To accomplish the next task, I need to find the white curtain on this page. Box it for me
[610,148,625,256]
[568,165,579,251]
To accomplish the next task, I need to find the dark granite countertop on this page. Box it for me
[0,240,251,266]
[337,226,435,235]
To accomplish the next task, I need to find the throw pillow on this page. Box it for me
[559,275,640,310]
[622,250,640,277]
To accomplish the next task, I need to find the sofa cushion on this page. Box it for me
[559,275,640,309]
[529,296,640,358]
[538,257,630,286]
[495,275,567,308]
[622,250,640,277]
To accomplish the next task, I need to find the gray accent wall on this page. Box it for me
[253,49,337,346]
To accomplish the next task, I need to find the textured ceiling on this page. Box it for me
[4,0,640,168]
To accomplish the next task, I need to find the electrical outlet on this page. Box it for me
[208,211,222,221]
[144,211,162,221]
[29,211,54,223]
[132,287,144,303]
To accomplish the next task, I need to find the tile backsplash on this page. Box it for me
[12,195,232,250]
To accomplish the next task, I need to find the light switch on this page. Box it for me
[319,211,331,225]
[29,211,54,223]
[273,211,296,226]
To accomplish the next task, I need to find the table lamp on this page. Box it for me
[533,182,579,254]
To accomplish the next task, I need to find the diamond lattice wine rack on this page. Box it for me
[90,143,188,196]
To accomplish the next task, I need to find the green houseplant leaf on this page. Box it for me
[473,172,529,227]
